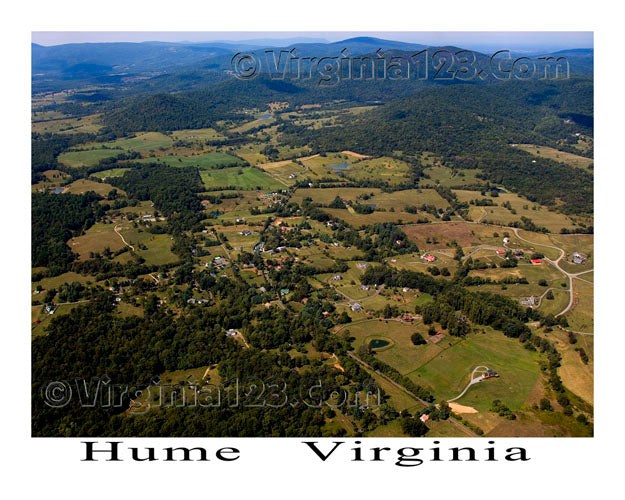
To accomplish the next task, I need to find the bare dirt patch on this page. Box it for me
[449,402,478,414]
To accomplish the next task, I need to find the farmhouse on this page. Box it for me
[226,329,237,337]
[573,252,585,264]
[332,274,342,281]
[420,414,430,423]
[482,369,499,379]
[351,303,363,311]
[531,258,542,264]
[496,250,505,254]
[423,255,436,262]
[503,237,510,244]
[521,296,536,307]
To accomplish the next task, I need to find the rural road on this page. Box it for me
[346,351,478,437]
[447,366,490,403]
[114,224,135,251]
[511,228,593,317]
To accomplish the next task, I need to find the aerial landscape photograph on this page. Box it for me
[30,30,594,439]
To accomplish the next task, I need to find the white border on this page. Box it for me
[3,0,623,496]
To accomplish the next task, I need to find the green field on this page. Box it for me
[64,179,123,197]
[565,278,594,332]
[200,167,285,191]
[454,190,576,232]
[516,144,594,171]
[58,148,121,168]
[91,168,131,179]
[68,222,126,259]
[407,328,541,411]
[136,152,246,169]
[102,132,174,151]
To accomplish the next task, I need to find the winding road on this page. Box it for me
[447,366,491,403]
[511,228,593,318]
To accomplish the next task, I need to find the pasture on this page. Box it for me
[136,152,246,169]
[91,168,131,179]
[58,148,121,168]
[102,132,174,151]
[68,222,126,259]
[454,190,576,232]
[64,179,122,197]
[565,279,594,333]
[407,328,541,411]
[200,167,285,191]
[516,144,594,171]
[420,166,486,188]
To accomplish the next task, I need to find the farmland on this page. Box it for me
[30,39,594,440]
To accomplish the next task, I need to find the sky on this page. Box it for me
[32,31,593,53]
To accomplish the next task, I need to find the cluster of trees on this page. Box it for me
[111,164,203,230]
[32,191,104,268]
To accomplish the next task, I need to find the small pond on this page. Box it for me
[330,163,350,170]
[369,339,390,349]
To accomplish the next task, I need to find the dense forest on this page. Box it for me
[32,192,105,269]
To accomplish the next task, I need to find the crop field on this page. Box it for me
[516,144,594,171]
[136,152,246,169]
[407,328,542,411]
[200,167,285,191]
[58,148,121,168]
